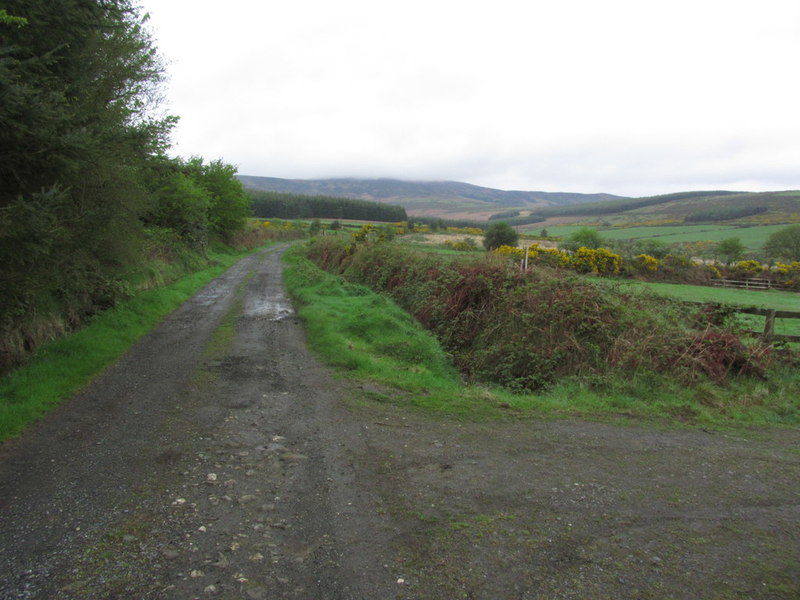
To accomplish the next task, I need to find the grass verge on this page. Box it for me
[0,245,270,442]
[283,247,800,428]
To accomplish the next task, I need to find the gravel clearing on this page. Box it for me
[1,245,798,599]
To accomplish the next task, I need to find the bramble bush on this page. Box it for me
[303,237,772,392]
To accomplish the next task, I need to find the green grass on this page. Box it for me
[283,250,465,401]
[614,280,800,338]
[522,225,594,238]
[521,224,789,250]
[614,280,799,310]
[602,224,790,249]
[283,247,800,428]
[0,245,270,442]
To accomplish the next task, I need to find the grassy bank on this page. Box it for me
[0,244,271,442]
[283,244,800,428]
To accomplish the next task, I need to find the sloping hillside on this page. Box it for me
[529,190,800,226]
[237,175,624,218]
[237,176,800,224]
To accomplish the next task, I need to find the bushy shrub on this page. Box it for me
[302,238,771,392]
[734,260,764,275]
[492,245,524,259]
[633,254,660,273]
[535,247,571,269]
[444,238,479,251]
[570,247,622,275]
[775,261,800,289]
[483,222,519,250]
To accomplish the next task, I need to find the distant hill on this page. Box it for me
[237,175,800,225]
[237,175,625,219]
[528,190,800,224]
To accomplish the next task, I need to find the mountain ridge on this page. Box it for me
[237,175,800,224]
[236,175,626,212]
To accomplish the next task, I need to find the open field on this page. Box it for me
[522,223,791,250]
[615,280,800,339]
[600,224,792,248]
[613,280,799,310]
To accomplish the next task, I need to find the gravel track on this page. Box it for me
[1,245,798,599]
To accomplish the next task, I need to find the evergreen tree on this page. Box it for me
[0,0,172,348]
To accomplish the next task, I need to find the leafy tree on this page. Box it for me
[145,171,210,250]
[716,237,745,265]
[329,220,342,231]
[483,222,519,250]
[763,225,800,262]
[309,219,322,235]
[186,158,250,240]
[560,228,603,252]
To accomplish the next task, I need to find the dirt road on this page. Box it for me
[1,246,798,599]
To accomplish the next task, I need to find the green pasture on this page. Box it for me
[597,225,732,241]
[614,280,798,310]
[615,280,800,339]
[601,224,790,249]
[522,224,788,250]
[521,225,588,237]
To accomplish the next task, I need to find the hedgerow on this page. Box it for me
[303,237,774,392]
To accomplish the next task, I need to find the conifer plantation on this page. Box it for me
[0,1,253,371]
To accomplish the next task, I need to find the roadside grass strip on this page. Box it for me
[282,252,466,405]
[0,247,267,442]
[283,248,800,428]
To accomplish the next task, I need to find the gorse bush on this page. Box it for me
[303,238,772,392]
[493,244,622,276]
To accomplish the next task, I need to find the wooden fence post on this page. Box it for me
[763,309,777,341]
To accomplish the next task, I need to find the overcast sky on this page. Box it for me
[139,0,800,197]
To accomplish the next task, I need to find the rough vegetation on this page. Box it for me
[303,237,777,393]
